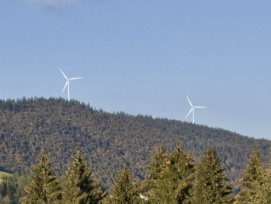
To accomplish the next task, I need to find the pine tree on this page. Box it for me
[234,148,267,203]
[145,144,195,204]
[191,146,233,204]
[109,167,141,204]
[21,151,62,204]
[62,148,104,204]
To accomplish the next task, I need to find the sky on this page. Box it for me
[1,0,271,140]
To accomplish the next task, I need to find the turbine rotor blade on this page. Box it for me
[62,81,68,93]
[194,106,207,109]
[59,68,68,80]
[185,108,193,119]
[186,96,193,107]
[69,77,83,80]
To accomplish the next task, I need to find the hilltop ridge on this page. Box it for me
[0,97,270,185]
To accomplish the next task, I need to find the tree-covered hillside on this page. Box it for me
[0,98,270,186]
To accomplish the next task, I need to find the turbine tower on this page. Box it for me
[59,68,83,101]
[185,96,206,124]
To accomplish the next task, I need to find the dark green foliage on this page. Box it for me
[144,144,195,203]
[2,140,271,203]
[108,168,141,204]
[0,174,26,204]
[21,151,62,204]
[0,98,270,186]
[260,153,271,204]
[62,148,104,204]
[191,147,233,204]
[235,148,269,203]
[143,146,168,190]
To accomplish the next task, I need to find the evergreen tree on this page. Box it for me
[21,151,62,204]
[259,149,271,203]
[254,172,271,204]
[62,148,104,204]
[234,148,267,203]
[143,146,168,191]
[191,146,233,204]
[145,144,195,204]
[108,167,141,204]
[0,174,26,204]
[142,146,168,202]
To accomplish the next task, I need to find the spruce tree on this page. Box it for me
[144,146,168,190]
[254,172,271,204]
[62,148,104,204]
[21,151,62,204]
[259,149,271,204]
[234,148,267,203]
[109,167,141,204]
[145,144,195,204]
[191,146,233,204]
[142,146,168,201]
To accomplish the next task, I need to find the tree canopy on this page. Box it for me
[0,98,269,186]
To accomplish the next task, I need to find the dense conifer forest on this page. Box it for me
[0,97,270,188]
[2,144,271,203]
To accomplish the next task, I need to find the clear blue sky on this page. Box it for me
[1,0,271,139]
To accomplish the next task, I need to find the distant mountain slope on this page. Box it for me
[0,98,270,186]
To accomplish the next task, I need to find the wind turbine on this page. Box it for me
[185,96,206,124]
[59,68,83,101]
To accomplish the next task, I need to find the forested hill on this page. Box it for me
[0,98,270,186]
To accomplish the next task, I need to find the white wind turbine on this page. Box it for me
[59,68,83,101]
[185,96,206,124]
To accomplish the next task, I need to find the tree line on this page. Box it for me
[1,144,271,203]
